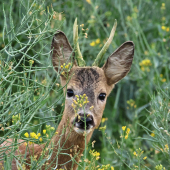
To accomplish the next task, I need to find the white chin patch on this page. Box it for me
[74,126,93,135]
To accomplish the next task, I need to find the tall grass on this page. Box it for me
[0,0,170,169]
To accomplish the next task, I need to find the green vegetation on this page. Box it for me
[0,0,170,169]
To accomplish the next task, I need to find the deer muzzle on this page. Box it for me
[72,113,95,134]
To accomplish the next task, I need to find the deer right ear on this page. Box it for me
[102,41,134,85]
[51,31,76,72]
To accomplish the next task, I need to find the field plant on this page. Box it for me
[0,0,170,169]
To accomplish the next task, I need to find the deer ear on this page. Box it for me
[51,31,77,72]
[102,41,134,85]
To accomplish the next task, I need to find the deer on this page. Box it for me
[0,18,134,170]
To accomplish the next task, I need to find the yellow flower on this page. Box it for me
[43,129,46,134]
[161,3,166,10]
[133,151,137,156]
[140,59,152,67]
[141,66,145,71]
[75,95,79,98]
[125,135,128,139]
[99,125,106,131]
[126,128,130,134]
[29,141,33,145]
[29,60,34,65]
[166,27,169,32]
[161,26,166,30]
[161,78,166,83]
[61,71,65,75]
[90,150,100,160]
[90,41,96,46]
[151,132,155,137]
[165,144,169,151]
[101,117,108,123]
[80,24,84,27]
[122,126,126,131]
[73,100,78,105]
[39,137,43,142]
[133,6,138,13]
[24,132,29,138]
[143,156,147,160]
[37,133,41,137]
[111,167,114,170]
[160,74,163,78]
[90,105,94,110]
[51,127,55,131]
[86,0,91,4]
[126,16,132,21]
[30,132,38,139]
[95,38,100,44]
[155,164,165,170]
[144,51,149,55]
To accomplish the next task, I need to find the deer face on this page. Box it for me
[51,30,134,135]
[62,66,109,134]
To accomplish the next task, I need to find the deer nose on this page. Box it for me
[73,113,95,130]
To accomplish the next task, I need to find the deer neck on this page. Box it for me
[50,114,93,169]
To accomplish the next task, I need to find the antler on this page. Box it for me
[73,18,86,67]
[92,20,117,66]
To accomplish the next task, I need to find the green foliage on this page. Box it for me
[0,0,170,169]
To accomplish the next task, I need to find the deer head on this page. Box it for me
[51,19,134,137]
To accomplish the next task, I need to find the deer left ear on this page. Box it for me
[51,31,77,73]
[102,41,134,85]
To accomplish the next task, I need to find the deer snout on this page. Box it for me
[73,113,95,131]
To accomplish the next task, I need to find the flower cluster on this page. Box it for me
[150,131,155,137]
[80,23,89,38]
[160,74,166,83]
[45,125,55,138]
[155,164,166,170]
[12,114,20,124]
[24,125,55,143]
[133,148,147,161]
[127,99,137,109]
[99,125,106,131]
[86,0,91,4]
[60,62,72,77]
[122,126,130,139]
[161,26,169,32]
[98,164,111,170]
[89,149,100,160]
[101,117,108,123]
[29,60,34,65]
[24,132,42,143]
[90,39,101,47]
[164,144,169,152]
[139,59,152,72]
[72,94,89,114]
[161,3,165,10]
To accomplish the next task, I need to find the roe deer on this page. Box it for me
[0,18,134,170]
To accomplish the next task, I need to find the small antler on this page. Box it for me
[92,20,117,66]
[73,18,86,67]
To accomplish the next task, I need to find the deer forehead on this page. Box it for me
[67,66,108,97]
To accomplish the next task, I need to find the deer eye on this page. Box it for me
[67,89,74,97]
[98,93,106,101]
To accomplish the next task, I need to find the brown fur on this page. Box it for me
[0,31,134,170]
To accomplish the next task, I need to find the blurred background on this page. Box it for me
[0,0,170,169]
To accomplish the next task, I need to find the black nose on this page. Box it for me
[73,113,94,130]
